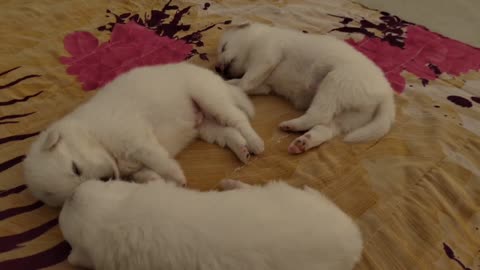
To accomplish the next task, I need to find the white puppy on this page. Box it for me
[216,23,395,154]
[24,63,264,207]
[59,179,363,270]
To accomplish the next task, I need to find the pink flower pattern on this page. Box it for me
[348,25,480,92]
[60,22,192,91]
[330,13,480,93]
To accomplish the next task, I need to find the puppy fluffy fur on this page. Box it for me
[216,23,395,154]
[60,179,363,270]
[24,63,264,207]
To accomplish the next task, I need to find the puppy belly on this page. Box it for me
[149,101,200,156]
[266,66,313,106]
[155,126,198,156]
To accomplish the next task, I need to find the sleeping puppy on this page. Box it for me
[216,23,395,154]
[59,178,363,270]
[24,62,264,207]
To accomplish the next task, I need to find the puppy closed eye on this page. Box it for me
[226,57,236,68]
[221,43,227,53]
[72,162,82,176]
[43,191,55,198]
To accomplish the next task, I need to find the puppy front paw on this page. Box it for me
[67,253,80,266]
[227,79,241,86]
[68,250,92,269]
[219,179,248,190]
[132,169,165,183]
[279,120,306,132]
[288,136,309,154]
[279,121,300,132]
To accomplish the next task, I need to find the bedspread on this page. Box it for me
[1,1,479,269]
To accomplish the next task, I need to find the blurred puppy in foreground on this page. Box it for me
[60,178,363,270]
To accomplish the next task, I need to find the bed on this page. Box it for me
[1,0,479,269]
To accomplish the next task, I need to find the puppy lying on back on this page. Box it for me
[216,23,395,154]
[60,178,363,270]
[24,63,264,207]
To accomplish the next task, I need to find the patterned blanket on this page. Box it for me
[1,1,479,269]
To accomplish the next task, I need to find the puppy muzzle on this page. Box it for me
[215,63,224,74]
[215,62,235,80]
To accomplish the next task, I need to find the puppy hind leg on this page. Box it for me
[335,107,376,134]
[198,119,251,163]
[191,82,264,154]
[279,71,339,132]
[288,124,339,154]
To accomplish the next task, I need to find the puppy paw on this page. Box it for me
[67,253,79,266]
[117,159,143,175]
[279,119,308,132]
[234,145,251,164]
[279,120,302,132]
[288,136,309,154]
[279,122,294,132]
[246,134,265,155]
[172,175,187,187]
[67,250,92,269]
[219,179,246,190]
[164,166,187,187]
[133,169,165,183]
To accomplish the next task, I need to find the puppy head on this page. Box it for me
[215,22,255,80]
[23,123,120,207]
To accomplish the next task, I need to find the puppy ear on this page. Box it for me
[225,21,251,30]
[234,22,251,29]
[41,129,62,151]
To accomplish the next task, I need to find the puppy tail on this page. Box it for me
[343,95,395,142]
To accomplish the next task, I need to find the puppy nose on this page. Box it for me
[100,175,113,182]
[215,64,223,74]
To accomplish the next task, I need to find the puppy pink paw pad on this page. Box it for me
[237,146,251,163]
[288,138,307,154]
[279,124,293,131]
[219,179,243,190]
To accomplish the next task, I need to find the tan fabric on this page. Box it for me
[1,1,479,269]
